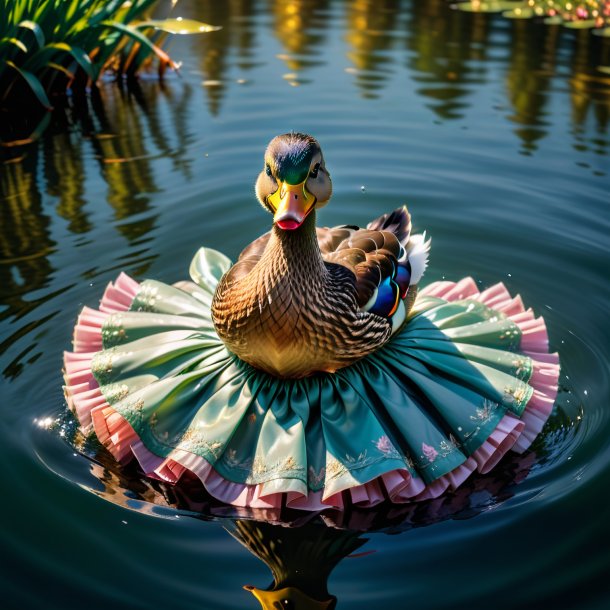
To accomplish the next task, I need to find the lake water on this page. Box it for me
[1,1,609,608]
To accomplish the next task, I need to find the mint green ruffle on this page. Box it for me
[91,248,532,497]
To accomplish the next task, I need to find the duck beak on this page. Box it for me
[268,180,316,230]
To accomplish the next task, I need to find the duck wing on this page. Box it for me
[320,206,422,319]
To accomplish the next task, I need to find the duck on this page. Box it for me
[211,132,430,378]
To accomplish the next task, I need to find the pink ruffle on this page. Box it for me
[63,273,140,431]
[65,275,559,510]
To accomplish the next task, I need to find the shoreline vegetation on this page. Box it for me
[1,0,608,152]
[458,0,610,31]
[0,0,219,114]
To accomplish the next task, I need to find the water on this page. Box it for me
[1,1,609,608]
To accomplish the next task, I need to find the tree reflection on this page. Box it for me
[269,0,330,76]
[0,81,195,377]
[182,0,257,114]
[344,0,402,98]
[406,0,491,119]
[504,19,557,154]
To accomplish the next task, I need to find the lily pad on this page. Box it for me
[456,1,520,13]
[564,19,597,29]
[592,27,610,38]
[543,16,564,26]
[502,8,534,19]
[137,18,221,35]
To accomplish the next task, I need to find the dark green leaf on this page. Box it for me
[5,60,52,109]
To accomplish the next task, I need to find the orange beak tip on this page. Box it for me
[276,217,304,230]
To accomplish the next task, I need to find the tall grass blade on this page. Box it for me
[4,60,52,109]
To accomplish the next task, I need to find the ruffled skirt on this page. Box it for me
[63,248,559,511]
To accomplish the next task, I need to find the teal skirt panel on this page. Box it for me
[91,248,533,495]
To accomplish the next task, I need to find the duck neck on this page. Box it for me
[261,211,327,282]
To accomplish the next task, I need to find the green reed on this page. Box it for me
[0,0,218,109]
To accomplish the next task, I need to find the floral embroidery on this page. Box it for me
[252,456,266,475]
[326,455,348,479]
[422,443,439,463]
[102,314,128,348]
[308,466,326,488]
[470,398,501,424]
[176,427,224,459]
[439,435,461,457]
[133,282,160,312]
[374,435,402,460]
[91,348,119,385]
[512,357,531,380]
[119,397,144,424]
[497,321,521,350]
[503,384,530,411]
[326,441,410,481]
[102,383,130,404]
[218,450,305,485]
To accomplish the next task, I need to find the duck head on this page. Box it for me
[244,585,336,610]
[255,133,332,230]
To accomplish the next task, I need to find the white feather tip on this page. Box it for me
[406,232,431,285]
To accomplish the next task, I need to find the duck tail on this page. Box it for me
[367,205,412,245]
[406,231,431,285]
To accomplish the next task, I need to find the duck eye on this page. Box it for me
[310,162,320,179]
[265,164,272,177]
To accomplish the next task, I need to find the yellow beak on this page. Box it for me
[267,180,316,230]
[244,585,335,609]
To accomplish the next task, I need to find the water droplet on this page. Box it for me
[583,390,588,396]
[360,185,366,192]
[121,520,128,525]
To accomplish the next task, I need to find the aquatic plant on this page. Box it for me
[0,0,219,109]
[457,0,610,32]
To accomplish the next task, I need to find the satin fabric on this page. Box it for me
[85,248,539,500]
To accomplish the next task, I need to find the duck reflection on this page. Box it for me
[234,520,363,609]
[72,426,536,609]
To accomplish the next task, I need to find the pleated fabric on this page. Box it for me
[64,248,559,510]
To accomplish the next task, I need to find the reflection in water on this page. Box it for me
[72,425,537,609]
[345,0,401,98]
[270,0,329,76]
[570,30,610,158]
[0,82,195,377]
[0,150,56,378]
[234,520,362,609]
[405,0,610,154]
[406,0,491,119]
[185,0,258,114]
[505,19,558,153]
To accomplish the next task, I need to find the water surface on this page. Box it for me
[1,1,609,608]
